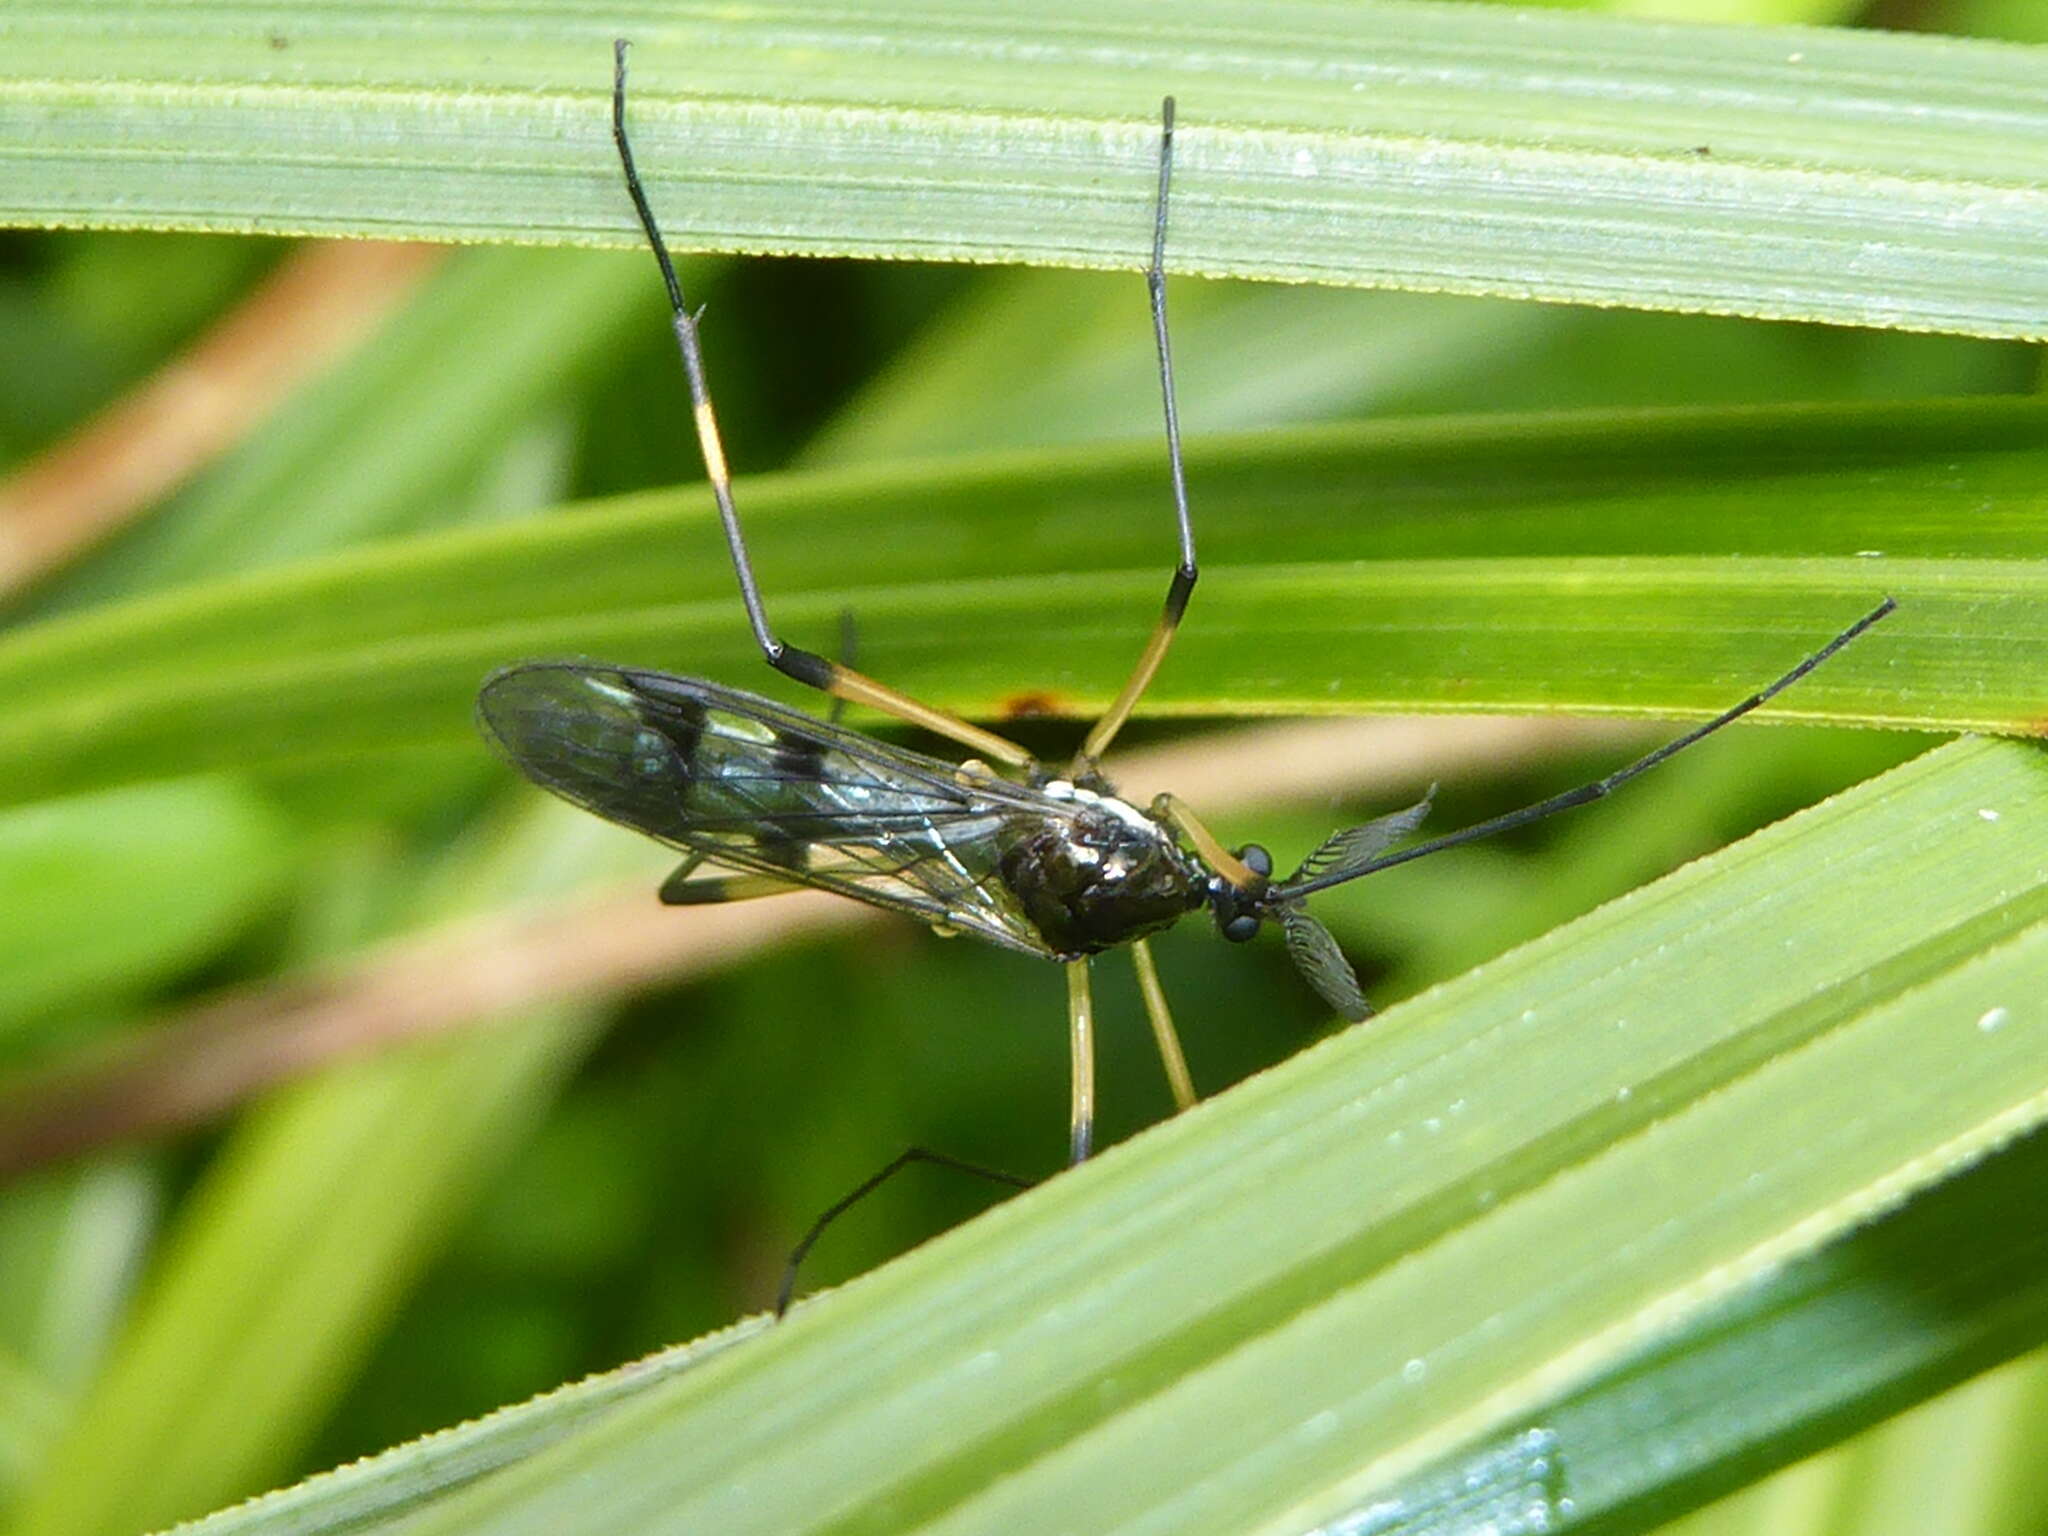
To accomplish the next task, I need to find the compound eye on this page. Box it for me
[1221,912,1261,943]
[1236,843,1274,879]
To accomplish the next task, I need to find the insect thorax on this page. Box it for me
[997,783,1204,959]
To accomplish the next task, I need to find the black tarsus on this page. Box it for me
[1075,96,1201,773]
[1150,96,1198,607]
[1275,596,1899,901]
[610,42,685,315]
[776,1148,1037,1317]
[611,39,831,694]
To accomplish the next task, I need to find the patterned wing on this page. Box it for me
[477,663,1062,957]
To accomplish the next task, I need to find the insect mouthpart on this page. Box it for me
[1209,843,1273,942]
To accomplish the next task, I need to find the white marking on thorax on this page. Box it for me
[1043,780,1167,839]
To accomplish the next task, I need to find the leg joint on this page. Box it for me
[771,643,836,691]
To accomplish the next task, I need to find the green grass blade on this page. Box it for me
[26,247,654,612]
[0,1159,158,1504]
[162,1107,2048,1536]
[162,1322,767,1536]
[802,273,2030,469]
[1361,1117,2048,1530]
[0,397,2044,809]
[11,1012,599,1536]
[218,735,2046,1535]
[6,1,2048,335]
[0,780,290,1043]
[799,276,1570,464]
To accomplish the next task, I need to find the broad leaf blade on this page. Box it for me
[163,1323,767,1536]
[1,399,2045,809]
[163,1109,2048,1535]
[260,735,2048,1535]
[5,1,2048,334]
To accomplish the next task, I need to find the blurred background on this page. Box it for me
[2,0,2045,1532]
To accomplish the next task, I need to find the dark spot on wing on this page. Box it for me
[771,729,830,782]
[754,728,825,874]
[654,694,707,762]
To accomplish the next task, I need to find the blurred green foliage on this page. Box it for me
[2,0,2047,1533]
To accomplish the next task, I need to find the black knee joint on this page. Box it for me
[772,644,836,691]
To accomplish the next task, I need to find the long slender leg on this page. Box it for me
[1151,791,1259,892]
[1130,938,1197,1112]
[1066,958,1096,1164]
[775,1147,1034,1316]
[1074,96,1197,775]
[610,41,1033,771]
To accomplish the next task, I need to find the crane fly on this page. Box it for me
[479,43,1895,1189]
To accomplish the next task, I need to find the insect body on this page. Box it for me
[481,43,1894,1176]
[477,665,1208,963]
[478,661,1438,1015]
